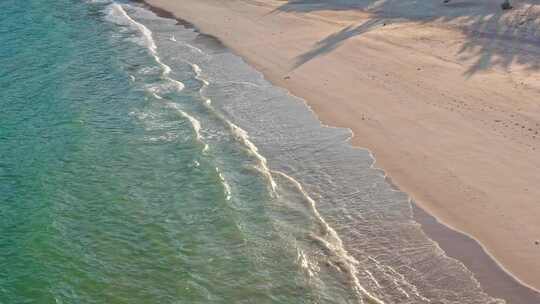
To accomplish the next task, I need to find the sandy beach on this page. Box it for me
[144,0,540,293]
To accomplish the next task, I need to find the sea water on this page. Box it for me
[0,0,504,303]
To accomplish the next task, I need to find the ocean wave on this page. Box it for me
[274,170,385,304]
[186,49,387,303]
[165,102,207,148]
[105,3,184,92]
[216,167,232,201]
[189,62,278,196]
[105,2,208,152]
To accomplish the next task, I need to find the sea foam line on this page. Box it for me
[216,167,232,201]
[165,101,209,153]
[108,3,184,91]
[189,60,383,303]
[192,60,381,303]
[108,3,209,153]
[273,170,385,304]
[190,63,278,195]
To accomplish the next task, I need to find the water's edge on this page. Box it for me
[134,1,540,303]
[412,203,540,303]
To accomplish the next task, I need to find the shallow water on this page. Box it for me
[0,1,504,303]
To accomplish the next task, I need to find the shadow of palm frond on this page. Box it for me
[293,19,385,69]
[275,0,540,75]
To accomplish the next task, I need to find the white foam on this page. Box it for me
[216,167,232,201]
[106,3,184,91]
[150,92,163,100]
[273,170,385,304]
[104,4,214,155]
[188,62,278,195]
[297,248,316,278]
[178,109,202,141]
[229,122,277,194]
[192,63,210,86]
[164,102,209,153]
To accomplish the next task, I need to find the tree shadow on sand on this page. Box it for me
[272,0,540,76]
[293,18,385,69]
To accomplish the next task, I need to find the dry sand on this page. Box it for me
[144,0,540,292]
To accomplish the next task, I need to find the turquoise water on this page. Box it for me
[0,1,504,303]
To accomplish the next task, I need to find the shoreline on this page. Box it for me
[413,203,540,303]
[140,0,540,298]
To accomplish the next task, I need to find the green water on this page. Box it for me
[0,1,327,302]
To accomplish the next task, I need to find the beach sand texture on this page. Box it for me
[145,0,540,291]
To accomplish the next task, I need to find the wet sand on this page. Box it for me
[142,0,540,296]
[413,203,540,304]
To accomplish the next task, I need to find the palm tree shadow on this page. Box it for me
[460,7,540,77]
[275,0,540,76]
[293,19,384,69]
